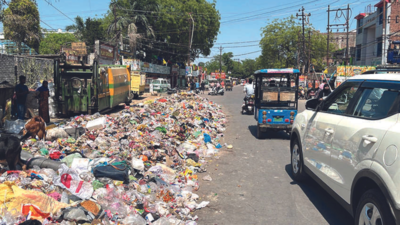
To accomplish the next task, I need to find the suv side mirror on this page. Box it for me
[306,98,320,110]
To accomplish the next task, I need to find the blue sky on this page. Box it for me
[0,0,381,63]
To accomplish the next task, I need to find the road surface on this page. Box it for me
[196,86,353,225]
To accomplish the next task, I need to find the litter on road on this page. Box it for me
[0,93,228,225]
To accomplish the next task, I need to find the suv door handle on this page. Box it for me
[325,128,334,135]
[362,135,378,143]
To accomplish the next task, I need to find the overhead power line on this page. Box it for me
[42,0,75,23]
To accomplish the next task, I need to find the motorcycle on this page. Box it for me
[167,87,178,95]
[307,89,317,100]
[208,87,224,96]
[195,87,201,95]
[242,95,255,114]
[298,90,305,100]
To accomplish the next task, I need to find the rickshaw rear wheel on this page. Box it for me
[256,126,263,139]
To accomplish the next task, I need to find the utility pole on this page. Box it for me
[187,14,193,67]
[327,5,351,78]
[383,0,387,66]
[346,4,350,68]
[296,6,311,73]
[327,5,330,67]
[219,46,223,74]
[308,30,311,74]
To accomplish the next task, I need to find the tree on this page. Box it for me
[66,16,85,40]
[259,16,335,72]
[66,16,106,46]
[39,33,77,54]
[2,0,40,53]
[103,0,220,63]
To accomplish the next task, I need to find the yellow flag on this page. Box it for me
[163,59,167,65]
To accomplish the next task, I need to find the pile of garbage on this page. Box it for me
[0,94,227,225]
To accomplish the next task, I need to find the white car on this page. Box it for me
[290,74,400,225]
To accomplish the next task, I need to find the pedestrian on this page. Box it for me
[200,81,205,94]
[15,76,29,120]
[36,81,50,123]
[190,80,196,92]
[318,84,331,101]
[150,81,154,94]
[216,81,221,91]
[221,80,225,88]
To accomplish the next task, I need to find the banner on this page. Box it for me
[335,66,376,76]
[122,59,141,71]
[221,73,226,79]
[215,73,220,79]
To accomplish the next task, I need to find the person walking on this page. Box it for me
[15,76,29,120]
[200,81,205,94]
[36,81,50,123]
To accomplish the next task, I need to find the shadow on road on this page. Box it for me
[284,164,353,225]
[248,125,290,140]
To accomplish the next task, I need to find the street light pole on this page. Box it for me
[187,13,194,67]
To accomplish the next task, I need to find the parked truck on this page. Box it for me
[129,69,146,99]
[54,60,132,117]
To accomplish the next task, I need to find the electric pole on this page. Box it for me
[187,13,194,67]
[327,5,351,78]
[219,46,223,76]
[383,0,387,65]
[296,6,311,74]
[327,5,330,67]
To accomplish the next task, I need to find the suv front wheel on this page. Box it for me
[291,138,307,181]
[355,189,395,225]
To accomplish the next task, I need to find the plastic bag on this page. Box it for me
[123,214,146,225]
[53,164,94,200]
[132,157,144,171]
[61,153,82,167]
[46,128,68,141]
[4,120,25,134]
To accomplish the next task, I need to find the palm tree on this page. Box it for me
[66,16,85,40]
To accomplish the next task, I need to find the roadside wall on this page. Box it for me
[0,54,54,88]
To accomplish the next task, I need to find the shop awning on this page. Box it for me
[374,0,389,8]
[354,13,366,20]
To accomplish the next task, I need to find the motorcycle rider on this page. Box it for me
[242,79,255,111]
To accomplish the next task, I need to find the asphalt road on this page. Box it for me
[196,86,353,225]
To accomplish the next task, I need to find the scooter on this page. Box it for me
[167,87,178,95]
[242,95,255,114]
[208,87,224,96]
[298,90,305,100]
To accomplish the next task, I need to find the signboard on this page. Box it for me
[100,44,115,59]
[185,66,191,76]
[61,48,79,64]
[122,59,141,71]
[180,69,186,76]
[215,73,220,79]
[336,66,376,76]
[71,42,87,55]
[211,72,215,76]
[221,73,226,79]
[172,65,179,72]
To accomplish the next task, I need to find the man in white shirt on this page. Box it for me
[243,78,254,99]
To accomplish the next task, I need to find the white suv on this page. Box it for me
[291,74,400,225]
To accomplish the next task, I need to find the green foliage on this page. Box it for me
[203,52,258,78]
[66,16,105,46]
[2,0,41,53]
[259,16,335,71]
[104,0,220,63]
[39,33,77,54]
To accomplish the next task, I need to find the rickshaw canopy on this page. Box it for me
[254,68,300,75]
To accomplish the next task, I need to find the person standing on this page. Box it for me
[15,76,29,120]
[200,81,205,94]
[150,81,154,94]
[36,81,50,123]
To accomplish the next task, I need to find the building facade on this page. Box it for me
[354,0,400,66]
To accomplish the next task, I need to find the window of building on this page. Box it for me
[379,7,383,25]
[358,19,363,34]
[377,37,383,57]
[356,45,362,61]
